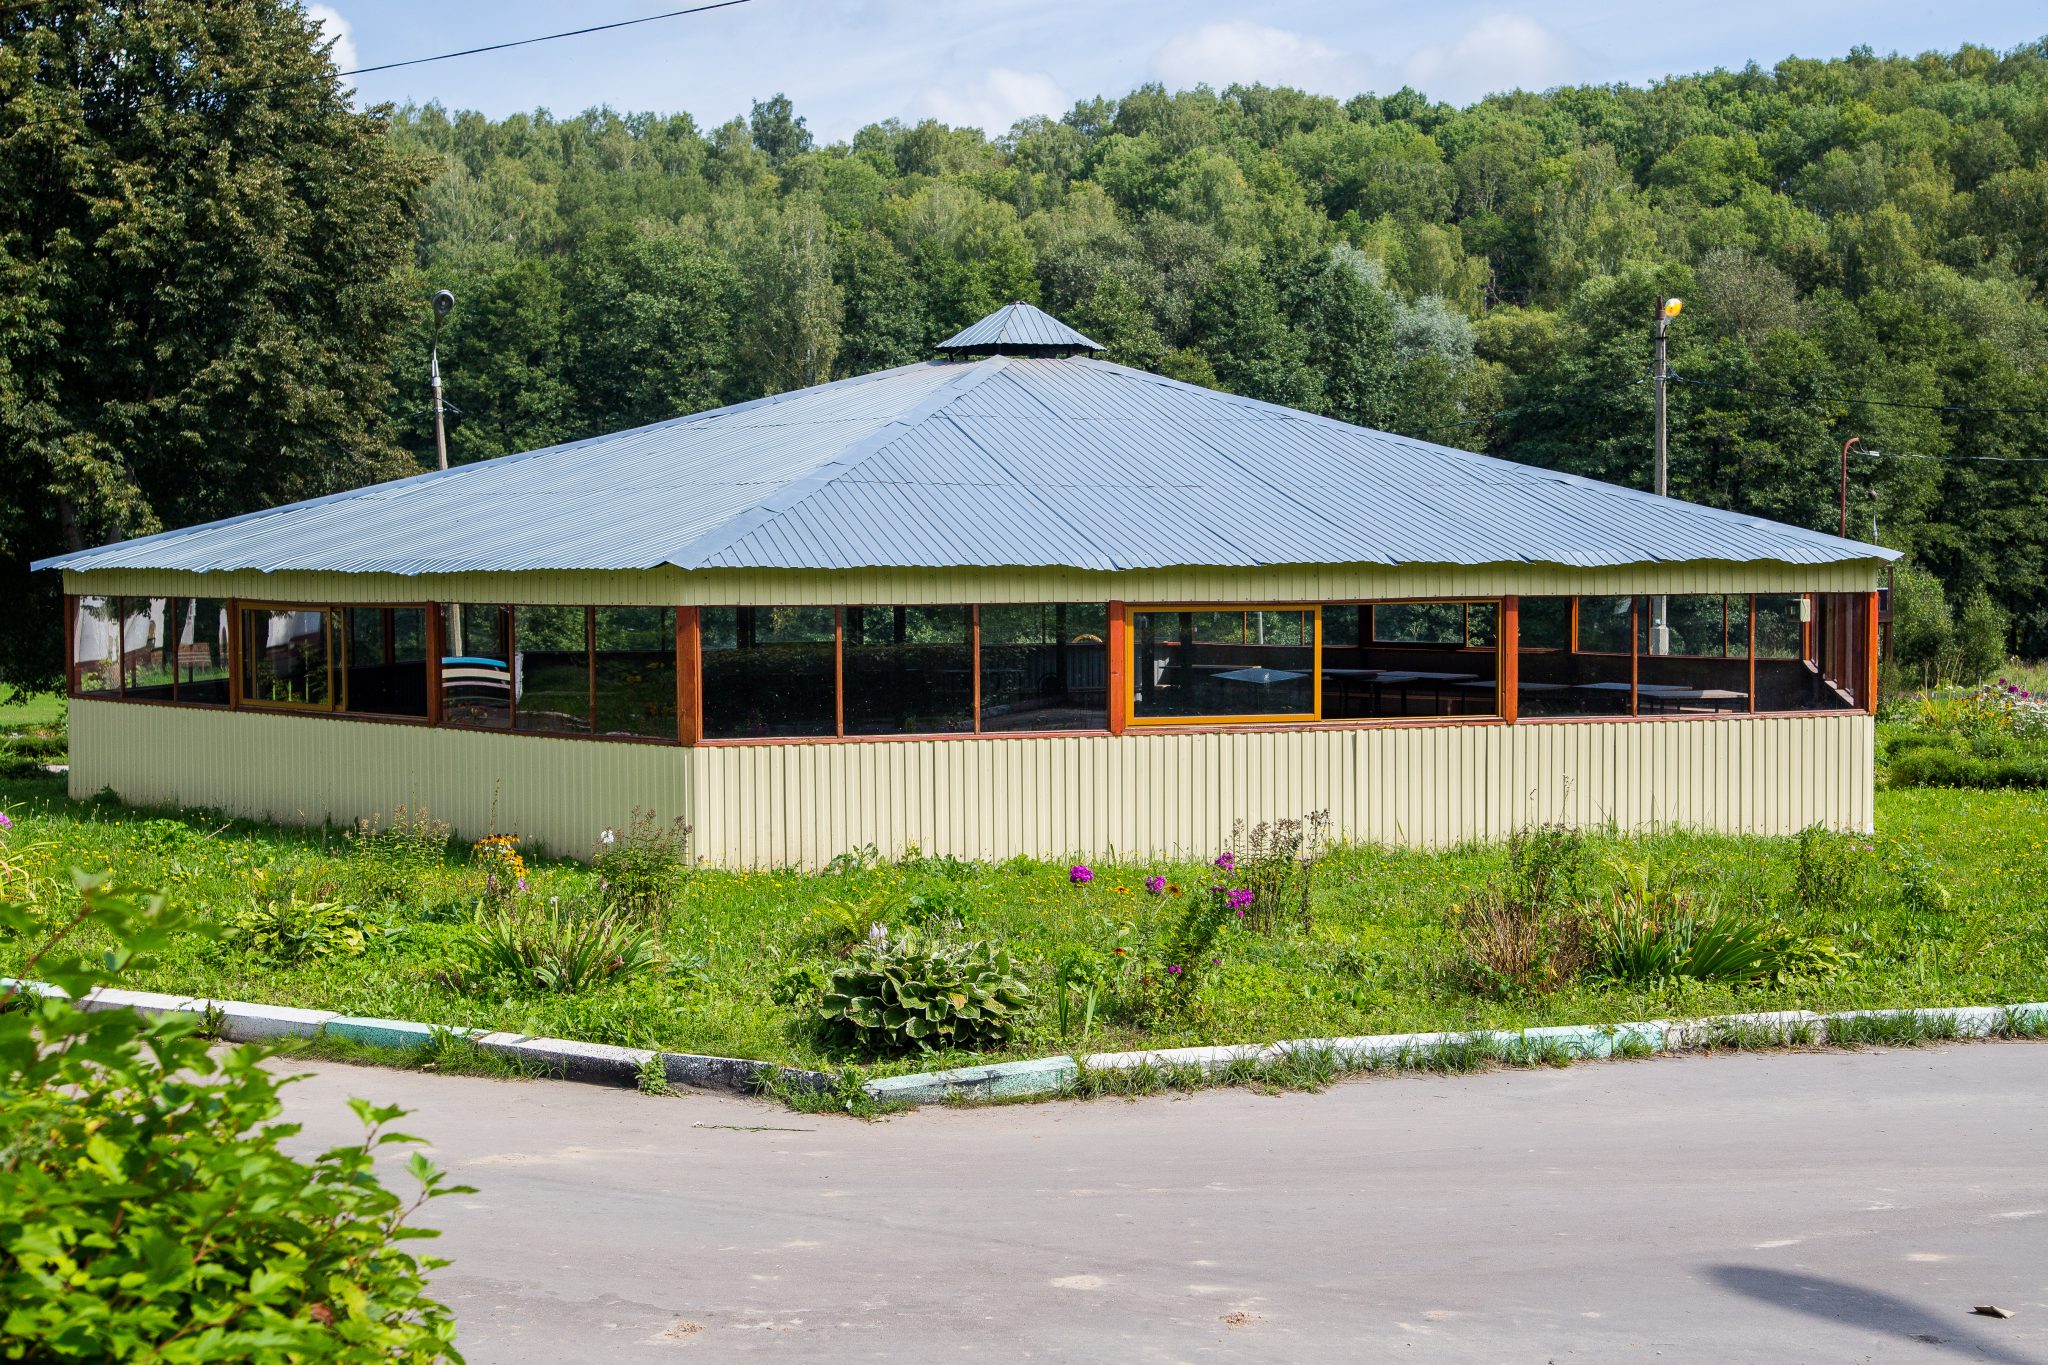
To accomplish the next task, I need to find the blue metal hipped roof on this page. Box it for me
[36,317,1897,577]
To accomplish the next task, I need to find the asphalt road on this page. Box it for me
[275,1043,2048,1363]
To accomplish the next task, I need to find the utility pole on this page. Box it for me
[1650,297,1682,656]
[1839,435,1860,538]
[430,290,455,471]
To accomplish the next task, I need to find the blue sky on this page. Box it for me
[311,1,2046,141]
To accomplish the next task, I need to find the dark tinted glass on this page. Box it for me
[979,603,1109,732]
[1130,608,1315,720]
[701,606,838,738]
[242,608,334,709]
[342,607,430,718]
[441,604,512,728]
[175,599,232,704]
[514,605,591,734]
[594,607,676,739]
[843,606,973,735]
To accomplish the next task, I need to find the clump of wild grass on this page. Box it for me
[441,896,661,994]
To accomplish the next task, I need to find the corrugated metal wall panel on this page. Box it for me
[686,716,1873,866]
[65,559,1883,606]
[71,703,1873,867]
[70,703,691,860]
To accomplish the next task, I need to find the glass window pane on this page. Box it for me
[979,603,1108,732]
[702,606,838,739]
[175,599,232,705]
[844,605,973,735]
[594,607,676,740]
[1641,595,1733,658]
[123,598,175,699]
[514,605,591,734]
[1325,600,1497,720]
[1518,597,1571,651]
[441,604,511,728]
[1517,596,1633,717]
[1372,602,1467,645]
[1131,608,1315,721]
[1576,596,1634,654]
[1322,604,1362,648]
[73,596,119,695]
[1754,595,1806,659]
[242,608,334,709]
[341,607,429,718]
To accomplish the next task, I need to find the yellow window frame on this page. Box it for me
[1125,603,1322,727]
[236,603,342,712]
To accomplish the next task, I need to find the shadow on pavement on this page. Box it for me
[1706,1265,2031,1364]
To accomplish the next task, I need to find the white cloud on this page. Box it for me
[905,67,1067,135]
[1403,13,1583,103]
[1151,21,1357,93]
[305,4,358,76]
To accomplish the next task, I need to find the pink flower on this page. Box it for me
[1214,853,1236,871]
[1069,865,1093,885]
[1226,889,1255,909]
[1144,875,1167,894]
[0,811,12,832]
[1166,964,1183,975]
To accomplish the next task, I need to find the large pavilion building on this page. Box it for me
[38,304,1894,864]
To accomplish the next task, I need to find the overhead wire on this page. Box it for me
[2,0,755,134]
[1669,370,2048,419]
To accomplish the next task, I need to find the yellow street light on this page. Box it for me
[1662,297,1684,318]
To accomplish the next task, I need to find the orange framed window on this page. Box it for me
[1127,605,1320,726]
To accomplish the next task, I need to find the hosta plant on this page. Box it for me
[818,933,1031,1055]
[228,893,365,964]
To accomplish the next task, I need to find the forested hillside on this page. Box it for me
[389,44,2048,653]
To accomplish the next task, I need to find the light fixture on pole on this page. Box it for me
[430,289,455,472]
[1650,297,1682,656]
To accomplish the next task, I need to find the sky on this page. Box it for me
[313,1,2046,140]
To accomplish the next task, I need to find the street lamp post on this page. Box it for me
[430,290,455,472]
[1650,297,1683,656]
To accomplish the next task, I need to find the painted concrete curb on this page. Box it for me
[862,1002,2048,1105]
[10,977,2040,1110]
[0,977,827,1097]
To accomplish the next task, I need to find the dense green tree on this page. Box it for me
[0,0,430,692]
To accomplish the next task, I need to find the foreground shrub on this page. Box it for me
[227,893,366,964]
[1448,826,1590,996]
[1223,811,1330,932]
[818,932,1030,1055]
[444,898,662,994]
[343,805,453,903]
[594,809,692,923]
[0,877,463,1360]
[1887,744,2048,791]
[1591,860,1851,985]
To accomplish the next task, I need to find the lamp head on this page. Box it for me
[432,289,455,320]
[1661,297,1684,318]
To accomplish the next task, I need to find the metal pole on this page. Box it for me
[1650,300,1677,656]
[1839,436,1860,538]
[430,339,449,472]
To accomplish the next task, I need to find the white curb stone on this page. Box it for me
[865,1056,1078,1104]
[78,986,203,1018]
[212,1001,339,1041]
[1080,1043,1267,1074]
[1665,1009,1822,1049]
[471,1033,655,1087]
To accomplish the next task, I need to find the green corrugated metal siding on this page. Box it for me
[63,559,1884,606]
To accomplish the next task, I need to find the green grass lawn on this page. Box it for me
[4,769,2044,1077]
[0,692,65,733]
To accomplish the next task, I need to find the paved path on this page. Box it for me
[276,1043,2048,1363]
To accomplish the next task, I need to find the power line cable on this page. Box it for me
[3,0,754,134]
[1669,370,2048,419]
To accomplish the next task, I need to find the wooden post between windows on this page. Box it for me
[1498,596,1520,724]
[1629,597,1640,717]
[1107,600,1128,736]
[62,594,77,698]
[676,606,702,745]
[226,598,243,708]
[423,602,443,725]
[1746,594,1757,713]
[970,605,983,734]
[1864,589,1881,714]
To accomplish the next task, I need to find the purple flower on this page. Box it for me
[1211,957,1221,966]
[1214,853,1236,871]
[1166,964,1183,975]
[0,811,12,832]
[1226,888,1255,909]
[485,873,498,892]
[516,877,528,892]
[1069,864,1093,885]
[1144,875,1167,894]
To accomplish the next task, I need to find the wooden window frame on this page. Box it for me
[1126,603,1322,728]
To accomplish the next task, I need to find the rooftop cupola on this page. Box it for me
[935,302,1104,358]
